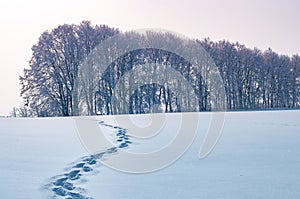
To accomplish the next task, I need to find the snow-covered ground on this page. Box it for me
[1,110,300,198]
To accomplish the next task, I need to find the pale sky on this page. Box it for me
[0,0,299,115]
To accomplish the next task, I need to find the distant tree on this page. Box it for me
[77,21,119,115]
[290,55,300,107]
[9,107,18,117]
[9,102,31,118]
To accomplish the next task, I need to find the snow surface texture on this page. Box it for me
[0,111,300,199]
[43,121,132,199]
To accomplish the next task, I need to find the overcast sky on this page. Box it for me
[0,0,299,115]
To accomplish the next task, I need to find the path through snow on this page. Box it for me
[43,120,132,199]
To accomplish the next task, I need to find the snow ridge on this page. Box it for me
[43,120,132,199]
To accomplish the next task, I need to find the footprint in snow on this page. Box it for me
[43,120,133,199]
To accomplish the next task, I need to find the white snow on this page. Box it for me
[1,110,300,198]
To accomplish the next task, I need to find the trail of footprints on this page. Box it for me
[44,120,132,199]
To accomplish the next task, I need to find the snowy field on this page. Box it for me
[0,110,300,198]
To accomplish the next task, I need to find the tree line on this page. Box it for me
[14,21,300,117]
[200,39,300,110]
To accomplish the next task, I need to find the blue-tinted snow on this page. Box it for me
[0,111,300,198]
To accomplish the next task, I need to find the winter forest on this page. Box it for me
[15,21,300,117]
